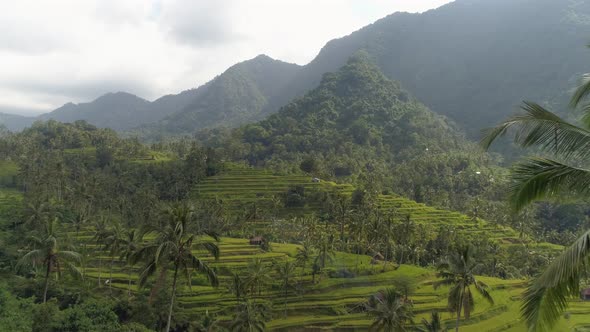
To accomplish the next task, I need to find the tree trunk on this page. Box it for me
[43,260,51,303]
[109,258,114,293]
[98,258,102,287]
[340,221,345,251]
[284,281,288,318]
[455,289,464,332]
[127,269,132,298]
[165,265,179,332]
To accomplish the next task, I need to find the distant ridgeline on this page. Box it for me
[3,0,590,143]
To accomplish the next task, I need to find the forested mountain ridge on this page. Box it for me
[4,55,299,133]
[200,52,495,202]
[268,0,590,137]
[150,55,301,135]
[5,0,590,141]
[38,92,152,131]
[0,112,34,131]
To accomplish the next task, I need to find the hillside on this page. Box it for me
[219,52,472,186]
[268,0,590,137]
[149,55,301,135]
[7,55,299,133]
[39,92,152,131]
[0,112,34,131]
[8,0,589,139]
[6,161,581,331]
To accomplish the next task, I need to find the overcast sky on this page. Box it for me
[0,0,452,115]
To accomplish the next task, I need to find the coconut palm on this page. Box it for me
[295,241,313,276]
[245,258,272,296]
[230,300,269,332]
[274,260,297,317]
[194,310,220,332]
[420,311,448,332]
[133,202,219,332]
[434,246,493,332]
[67,208,90,237]
[16,218,82,303]
[365,288,414,332]
[118,228,144,296]
[228,272,247,303]
[24,200,53,228]
[103,219,125,293]
[91,216,109,287]
[481,64,590,331]
[314,234,335,270]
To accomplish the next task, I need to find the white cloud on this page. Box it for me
[0,0,452,115]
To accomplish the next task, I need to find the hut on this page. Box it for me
[581,288,590,301]
[249,236,265,246]
[371,252,385,265]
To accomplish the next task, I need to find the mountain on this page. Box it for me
[209,52,473,182]
[0,112,35,131]
[39,92,151,131]
[29,55,298,134]
[265,0,590,137]
[14,0,590,138]
[153,54,301,134]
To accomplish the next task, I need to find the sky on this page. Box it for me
[0,0,453,116]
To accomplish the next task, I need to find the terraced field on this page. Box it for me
[193,163,528,246]
[4,162,590,330]
[67,231,590,331]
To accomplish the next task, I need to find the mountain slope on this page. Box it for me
[218,52,471,182]
[0,112,35,131]
[39,92,151,131]
[267,0,590,137]
[155,54,301,134]
[27,55,297,133]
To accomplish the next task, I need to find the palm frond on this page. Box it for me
[15,249,43,271]
[200,242,220,260]
[508,157,590,211]
[570,73,590,109]
[63,261,83,280]
[137,260,157,289]
[521,230,590,332]
[481,102,590,159]
[190,255,218,287]
[58,250,81,263]
[474,280,494,305]
[580,103,590,129]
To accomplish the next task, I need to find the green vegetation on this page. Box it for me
[482,51,590,331]
[3,29,590,331]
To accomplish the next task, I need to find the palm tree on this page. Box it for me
[118,228,144,296]
[365,288,414,332]
[420,311,448,332]
[103,219,125,293]
[434,246,493,332]
[314,234,335,271]
[230,300,269,332]
[228,272,247,303]
[133,203,219,332]
[16,218,82,303]
[245,258,272,296]
[194,310,219,332]
[68,209,90,237]
[24,200,53,228]
[92,216,109,287]
[295,242,313,277]
[274,260,296,317]
[481,62,590,331]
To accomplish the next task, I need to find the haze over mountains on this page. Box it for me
[4,0,590,138]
